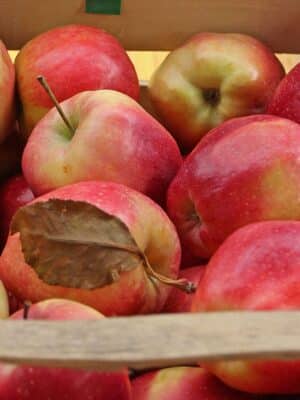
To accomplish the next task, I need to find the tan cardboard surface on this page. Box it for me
[1,0,299,52]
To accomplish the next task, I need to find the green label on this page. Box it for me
[86,0,121,15]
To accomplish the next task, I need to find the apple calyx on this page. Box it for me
[37,75,75,137]
[23,300,31,320]
[202,88,220,106]
[11,199,195,293]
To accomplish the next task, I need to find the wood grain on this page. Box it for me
[1,0,300,52]
[8,51,300,81]
[0,311,300,370]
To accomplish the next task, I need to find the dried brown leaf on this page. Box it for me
[11,199,145,289]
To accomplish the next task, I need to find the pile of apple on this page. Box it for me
[0,23,300,398]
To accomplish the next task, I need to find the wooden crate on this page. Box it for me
[0,0,300,370]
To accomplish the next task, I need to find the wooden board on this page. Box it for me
[8,50,300,81]
[1,311,300,370]
[1,0,300,52]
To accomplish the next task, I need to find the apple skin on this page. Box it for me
[192,220,300,394]
[0,175,34,250]
[0,298,131,399]
[132,366,254,400]
[167,114,300,260]
[267,62,300,123]
[149,32,284,152]
[0,129,24,182]
[0,41,15,144]
[22,89,182,204]
[15,24,140,139]
[162,266,204,313]
[0,181,181,316]
[7,291,23,315]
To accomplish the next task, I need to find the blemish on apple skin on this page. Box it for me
[63,164,71,174]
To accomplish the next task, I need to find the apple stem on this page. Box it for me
[23,300,32,320]
[143,255,197,294]
[37,75,75,136]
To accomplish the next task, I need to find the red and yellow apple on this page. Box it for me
[22,89,182,204]
[0,298,131,399]
[267,62,300,123]
[149,32,284,151]
[0,181,184,316]
[167,114,300,260]
[15,24,140,138]
[132,366,254,400]
[163,266,204,313]
[0,41,15,144]
[192,220,300,394]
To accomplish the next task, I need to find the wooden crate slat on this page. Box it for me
[0,311,299,370]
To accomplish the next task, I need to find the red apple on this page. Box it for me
[21,89,182,204]
[15,24,140,138]
[132,366,254,400]
[192,220,300,394]
[167,114,300,260]
[7,291,22,315]
[0,175,34,250]
[0,298,131,399]
[163,266,204,313]
[149,32,284,152]
[267,62,300,123]
[0,41,15,144]
[0,129,24,182]
[0,181,186,316]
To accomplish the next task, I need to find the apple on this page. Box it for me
[167,114,300,260]
[149,32,284,152]
[7,291,23,315]
[0,40,15,144]
[192,220,300,394]
[21,88,182,204]
[0,281,9,319]
[0,175,34,250]
[267,62,300,123]
[0,181,192,316]
[0,298,131,399]
[132,366,254,400]
[163,266,204,313]
[0,129,24,182]
[15,24,140,139]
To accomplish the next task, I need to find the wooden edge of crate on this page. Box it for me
[1,311,300,370]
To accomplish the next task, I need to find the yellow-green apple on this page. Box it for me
[0,175,34,250]
[167,114,300,260]
[163,266,204,313]
[0,181,192,316]
[192,220,300,394]
[0,281,9,319]
[21,89,182,203]
[0,298,131,399]
[132,366,254,400]
[0,41,15,144]
[267,62,300,123]
[15,24,139,138]
[149,32,284,152]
